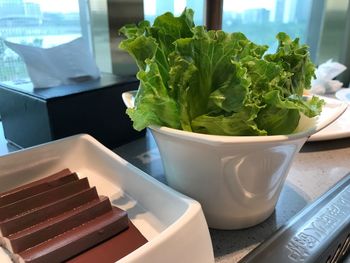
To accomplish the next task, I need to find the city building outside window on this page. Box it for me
[0,0,349,84]
[0,0,83,82]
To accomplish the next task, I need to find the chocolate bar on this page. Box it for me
[13,207,128,263]
[0,187,98,236]
[0,169,74,206]
[0,178,90,221]
[0,169,147,263]
[5,196,112,253]
[67,220,148,263]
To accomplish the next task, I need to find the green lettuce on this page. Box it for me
[119,9,324,136]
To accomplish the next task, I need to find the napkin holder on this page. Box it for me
[0,73,144,149]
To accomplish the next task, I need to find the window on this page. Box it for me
[0,0,87,82]
[144,0,205,25]
[110,0,205,76]
[0,0,349,85]
[318,0,349,64]
[221,0,350,83]
[222,0,314,57]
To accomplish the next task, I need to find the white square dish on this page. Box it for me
[0,134,214,263]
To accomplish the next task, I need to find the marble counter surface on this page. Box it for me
[1,126,350,262]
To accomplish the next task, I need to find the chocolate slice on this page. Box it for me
[0,178,90,221]
[5,196,113,253]
[67,220,148,263]
[0,187,98,237]
[0,169,148,263]
[0,169,73,206]
[14,207,128,263]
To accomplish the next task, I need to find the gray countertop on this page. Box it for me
[1,125,350,262]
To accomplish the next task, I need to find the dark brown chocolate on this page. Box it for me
[6,196,112,253]
[0,169,73,205]
[67,220,148,263]
[0,169,148,263]
[15,207,128,263]
[0,178,90,221]
[0,187,98,237]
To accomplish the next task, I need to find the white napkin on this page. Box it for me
[4,37,100,88]
[311,59,346,95]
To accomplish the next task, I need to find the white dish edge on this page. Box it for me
[0,134,214,263]
[309,89,350,141]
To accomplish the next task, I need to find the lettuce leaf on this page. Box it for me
[119,9,324,136]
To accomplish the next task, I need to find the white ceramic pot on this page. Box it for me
[123,92,347,229]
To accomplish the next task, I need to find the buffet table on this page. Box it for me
[1,124,349,262]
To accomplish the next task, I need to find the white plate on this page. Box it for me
[309,90,350,141]
[0,134,214,263]
[335,88,350,103]
[308,107,350,141]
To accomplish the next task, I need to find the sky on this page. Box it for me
[144,0,276,16]
[25,0,79,13]
[223,0,276,12]
[27,0,276,16]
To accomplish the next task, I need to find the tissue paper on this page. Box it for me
[311,59,347,95]
[4,37,100,88]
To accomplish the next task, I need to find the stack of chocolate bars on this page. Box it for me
[0,169,147,263]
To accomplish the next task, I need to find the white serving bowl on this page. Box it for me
[123,92,347,229]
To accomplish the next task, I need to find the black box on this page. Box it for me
[0,73,144,149]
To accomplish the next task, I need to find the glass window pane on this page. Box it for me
[112,0,205,76]
[0,0,84,82]
[318,0,348,64]
[222,0,350,85]
[144,0,205,25]
[222,0,313,55]
[107,0,144,76]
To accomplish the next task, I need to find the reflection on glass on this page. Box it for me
[143,0,204,25]
[318,0,348,64]
[222,0,313,53]
[0,0,83,82]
